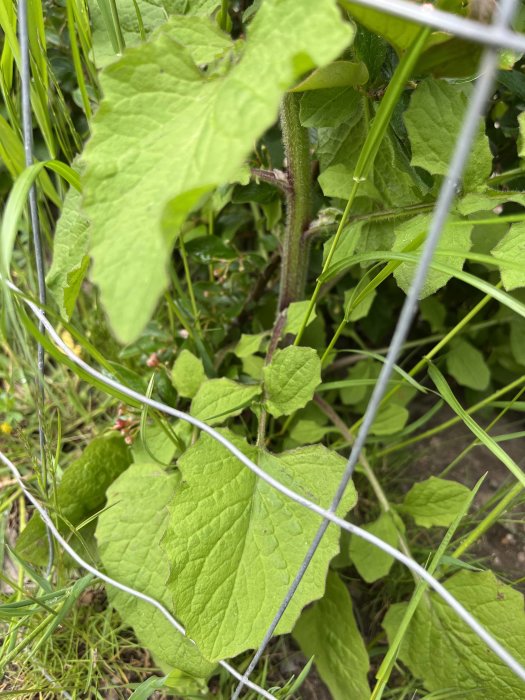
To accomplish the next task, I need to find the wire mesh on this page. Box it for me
[7,0,525,697]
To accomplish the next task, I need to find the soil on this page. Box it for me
[398,404,525,584]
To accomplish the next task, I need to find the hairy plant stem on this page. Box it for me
[256,94,312,446]
[257,312,287,447]
[278,92,312,311]
[294,25,432,345]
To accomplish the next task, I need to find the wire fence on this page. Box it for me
[6,0,525,697]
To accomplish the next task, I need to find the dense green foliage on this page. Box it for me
[3,0,525,698]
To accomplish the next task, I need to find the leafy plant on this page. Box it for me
[4,0,525,697]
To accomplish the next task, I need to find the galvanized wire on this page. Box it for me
[18,0,53,574]
[232,0,522,695]
[3,276,525,689]
[347,0,525,52]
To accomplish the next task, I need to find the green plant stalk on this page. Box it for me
[0,611,56,669]
[108,0,126,53]
[488,167,525,185]
[258,311,287,446]
[428,363,525,488]
[440,385,525,477]
[179,233,202,334]
[278,92,312,311]
[452,481,523,560]
[370,478,482,700]
[321,232,427,364]
[66,0,92,120]
[219,0,229,31]
[294,25,431,345]
[377,374,525,457]
[350,289,494,434]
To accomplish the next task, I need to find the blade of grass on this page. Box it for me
[378,374,525,456]
[428,363,525,488]
[1,161,80,277]
[371,476,484,700]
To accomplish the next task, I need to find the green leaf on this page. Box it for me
[128,675,168,700]
[341,1,480,77]
[47,184,90,319]
[383,570,525,700]
[171,349,205,398]
[283,300,318,336]
[16,434,131,565]
[90,3,227,68]
[404,79,492,192]
[83,0,353,342]
[446,339,490,391]
[171,0,221,16]
[241,354,265,380]
[344,286,376,321]
[289,419,331,446]
[420,296,446,332]
[1,161,79,279]
[402,476,471,529]
[457,189,525,216]
[354,25,387,82]
[291,61,368,92]
[293,572,370,700]
[300,86,361,128]
[318,102,423,206]
[263,346,321,418]
[393,214,472,298]
[414,37,482,79]
[162,432,357,661]
[342,0,442,53]
[492,222,525,291]
[370,403,409,436]
[190,378,261,425]
[233,333,267,358]
[340,360,379,406]
[96,463,214,676]
[164,668,208,696]
[132,421,178,466]
[349,512,403,583]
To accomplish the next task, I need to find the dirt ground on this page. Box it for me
[402,407,525,584]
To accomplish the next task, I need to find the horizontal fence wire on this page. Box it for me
[7,0,525,697]
[2,276,525,690]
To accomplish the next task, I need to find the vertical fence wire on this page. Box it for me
[18,0,53,573]
[7,0,525,697]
